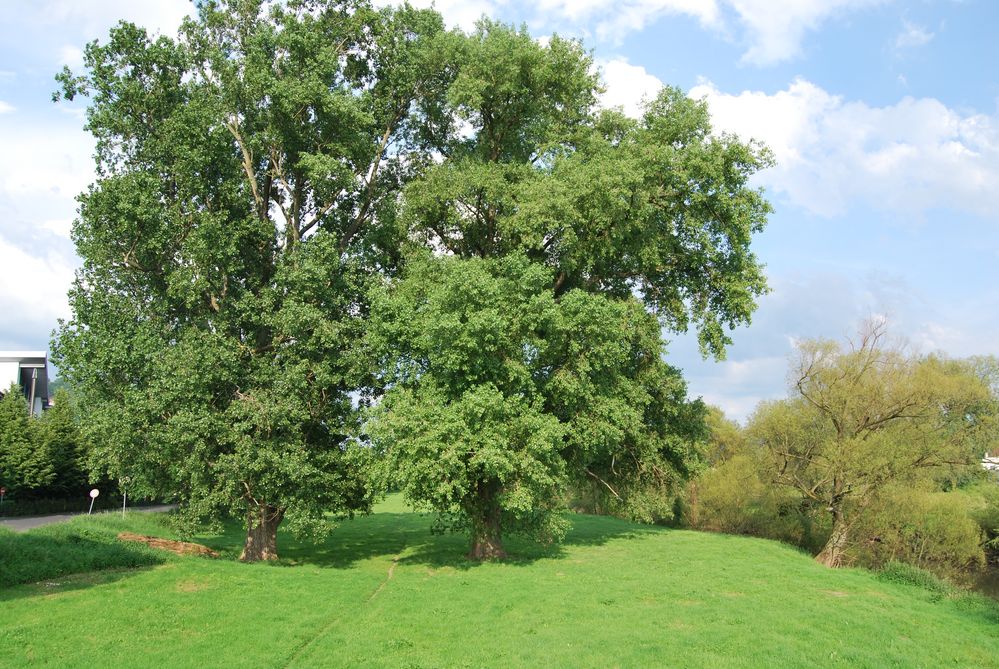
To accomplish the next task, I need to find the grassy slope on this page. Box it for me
[1,497,996,668]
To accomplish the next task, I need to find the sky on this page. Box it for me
[1,0,997,421]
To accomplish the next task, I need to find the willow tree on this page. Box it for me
[368,21,772,559]
[52,0,451,560]
[750,322,997,567]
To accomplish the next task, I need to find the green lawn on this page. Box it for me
[2,497,997,668]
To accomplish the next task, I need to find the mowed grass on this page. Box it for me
[1,496,997,668]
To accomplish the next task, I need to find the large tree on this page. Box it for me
[368,21,772,558]
[52,0,451,560]
[750,321,997,567]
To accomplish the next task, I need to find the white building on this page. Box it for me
[0,351,50,416]
[984,451,999,473]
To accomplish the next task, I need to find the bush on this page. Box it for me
[684,455,828,553]
[0,385,89,499]
[847,487,986,583]
[968,482,999,562]
[0,494,159,518]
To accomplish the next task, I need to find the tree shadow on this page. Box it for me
[249,510,662,571]
[0,566,162,602]
[396,512,660,571]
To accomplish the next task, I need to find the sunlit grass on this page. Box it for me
[1,497,997,668]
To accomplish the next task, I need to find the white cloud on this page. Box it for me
[9,1,192,41]
[689,78,999,218]
[728,0,886,65]
[532,0,720,42]
[0,101,13,114]
[530,0,883,65]
[0,235,75,348]
[0,122,94,202]
[0,118,92,349]
[598,58,664,118]
[59,45,84,70]
[895,19,934,50]
[692,355,787,421]
[41,219,73,240]
[672,263,999,422]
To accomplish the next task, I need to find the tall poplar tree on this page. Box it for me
[52,0,450,560]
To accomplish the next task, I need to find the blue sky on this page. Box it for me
[1,0,997,420]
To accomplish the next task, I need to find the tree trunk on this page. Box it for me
[467,497,506,561]
[240,503,283,562]
[816,508,849,568]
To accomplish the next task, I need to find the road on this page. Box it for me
[0,505,176,532]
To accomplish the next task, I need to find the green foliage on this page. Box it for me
[0,386,89,501]
[53,3,770,559]
[687,399,996,585]
[749,322,997,566]
[51,0,455,558]
[876,560,956,595]
[33,389,88,496]
[0,385,54,494]
[968,481,999,556]
[368,17,769,555]
[369,253,706,551]
[848,487,986,581]
[686,455,828,552]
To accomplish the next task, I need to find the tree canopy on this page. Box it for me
[53,1,773,561]
[749,321,997,567]
[368,20,772,557]
[52,0,454,560]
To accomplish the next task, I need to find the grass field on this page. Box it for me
[2,496,997,668]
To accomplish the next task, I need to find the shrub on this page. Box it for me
[967,481,999,562]
[847,487,986,582]
[685,455,828,552]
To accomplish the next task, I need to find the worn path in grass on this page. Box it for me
[1,496,997,668]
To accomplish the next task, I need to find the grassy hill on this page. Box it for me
[2,497,997,668]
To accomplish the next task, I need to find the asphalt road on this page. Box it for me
[0,505,177,532]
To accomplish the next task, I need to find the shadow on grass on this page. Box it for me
[198,510,662,572]
[396,512,662,571]
[0,566,161,603]
[0,531,166,600]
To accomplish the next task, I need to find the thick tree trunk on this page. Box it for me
[240,503,284,562]
[467,497,506,561]
[816,508,849,568]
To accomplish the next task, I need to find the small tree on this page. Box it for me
[34,388,87,495]
[751,321,996,567]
